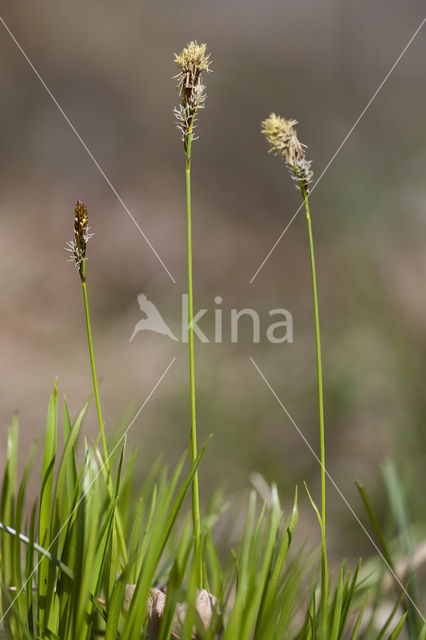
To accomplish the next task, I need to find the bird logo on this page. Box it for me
[129,294,179,343]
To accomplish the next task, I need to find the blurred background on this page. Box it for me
[0,0,425,569]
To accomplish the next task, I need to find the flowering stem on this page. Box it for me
[185,129,202,588]
[299,178,328,630]
[80,258,108,464]
[174,39,211,589]
[261,113,328,633]
[79,258,128,565]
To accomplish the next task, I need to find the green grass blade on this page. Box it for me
[382,461,420,637]
[387,613,408,639]
[14,438,38,619]
[85,498,118,639]
[133,484,158,583]
[355,481,393,570]
[223,491,257,639]
[127,496,145,582]
[159,437,211,561]
[1,416,19,592]
[274,548,304,638]
[255,487,298,634]
[121,439,210,640]
[245,488,282,639]
[349,596,367,640]
[38,382,58,635]
[204,530,223,602]
[25,503,37,636]
[0,587,33,640]
[377,593,404,640]
[0,416,19,637]
[62,399,78,508]
[105,565,130,640]
[158,516,192,640]
[55,401,88,521]
[71,489,99,639]
[338,561,360,638]
[329,567,344,640]
[418,622,426,640]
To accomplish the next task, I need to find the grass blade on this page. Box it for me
[38,382,58,635]
[387,612,408,639]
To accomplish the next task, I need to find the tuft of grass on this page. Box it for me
[0,401,417,638]
[0,392,211,639]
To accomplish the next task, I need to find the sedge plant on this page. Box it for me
[173,41,212,587]
[0,46,421,640]
[66,199,128,565]
[261,114,329,634]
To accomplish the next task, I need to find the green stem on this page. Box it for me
[299,180,328,632]
[80,259,108,465]
[185,129,202,587]
[79,259,128,565]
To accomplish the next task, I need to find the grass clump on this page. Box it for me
[0,41,424,640]
[0,407,419,638]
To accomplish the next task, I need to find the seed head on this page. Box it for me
[66,198,93,279]
[261,113,313,191]
[174,41,211,99]
[173,41,211,152]
[74,198,88,256]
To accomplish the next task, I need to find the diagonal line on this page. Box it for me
[250,356,426,622]
[0,16,176,285]
[250,14,426,284]
[0,356,176,624]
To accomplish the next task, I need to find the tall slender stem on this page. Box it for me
[79,259,128,565]
[185,131,202,587]
[262,113,328,633]
[174,41,210,586]
[80,258,108,466]
[300,181,328,630]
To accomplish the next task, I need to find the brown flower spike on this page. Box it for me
[261,114,313,192]
[174,41,212,154]
[66,198,93,280]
